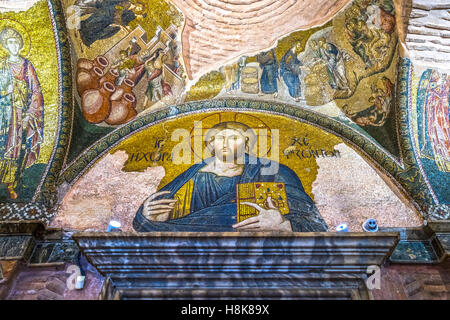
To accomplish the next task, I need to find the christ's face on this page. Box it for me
[211,129,246,163]
[6,38,20,56]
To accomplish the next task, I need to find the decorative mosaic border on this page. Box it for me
[0,202,52,224]
[404,59,438,204]
[396,58,434,211]
[60,89,432,217]
[36,0,73,207]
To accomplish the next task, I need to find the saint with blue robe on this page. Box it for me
[280,46,303,99]
[133,154,328,232]
[257,49,278,94]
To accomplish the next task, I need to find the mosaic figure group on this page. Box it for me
[221,37,350,103]
[75,2,185,125]
[344,0,396,69]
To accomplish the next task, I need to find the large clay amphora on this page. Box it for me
[110,77,135,102]
[94,55,109,70]
[77,66,103,97]
[105,93,136,125]
[77,55,109,71]
[81,82,115,124]
[77,58,94,71]
[110,87,124,102]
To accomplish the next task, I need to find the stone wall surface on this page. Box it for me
[4,257,103,300]
[3,255,449,300]
[172,0,352,81]
[403,0,450,68]
[373,261,450,300]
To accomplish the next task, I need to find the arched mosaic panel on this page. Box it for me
[56,107,423,232]
[0,0,72,222]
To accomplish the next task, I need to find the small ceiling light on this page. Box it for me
[363,219,378,232]
[107,220,122,232]
[336,223,349,232]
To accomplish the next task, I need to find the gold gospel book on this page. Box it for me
[236,182,290,223]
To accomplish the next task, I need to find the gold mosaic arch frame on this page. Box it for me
[36,0,73,207]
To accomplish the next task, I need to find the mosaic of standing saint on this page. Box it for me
[0,27,44,200]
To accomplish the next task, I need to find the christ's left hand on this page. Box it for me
[233,196,292,232]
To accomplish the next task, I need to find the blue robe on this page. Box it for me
[133,155,328,232]
[257,49,278,94]
[79,1,137,47]
[280,49,302,98]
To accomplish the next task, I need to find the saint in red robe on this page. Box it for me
[0,57,44,195]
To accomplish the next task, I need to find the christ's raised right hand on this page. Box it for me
[142,191,177,222]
